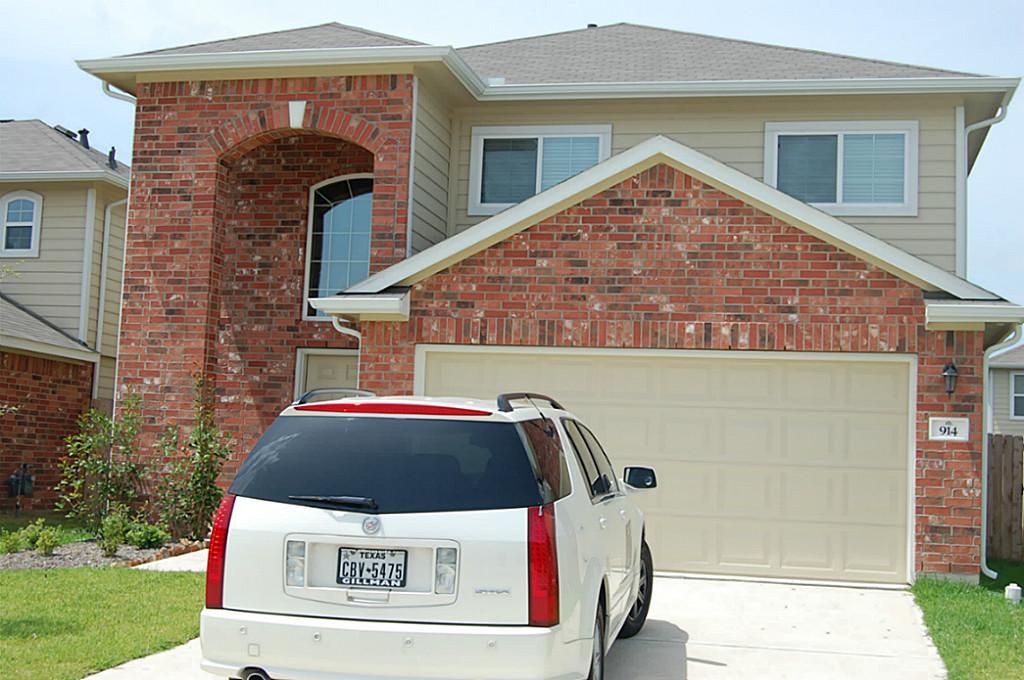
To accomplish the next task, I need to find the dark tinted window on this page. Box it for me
[563,419,604,499]
[577,423,619,494]
[522,418,571,501]
[230,416,548,514]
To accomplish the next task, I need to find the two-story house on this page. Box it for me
[78,22,1023,583]
[0,120,130,507]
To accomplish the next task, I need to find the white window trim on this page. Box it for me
[763,120,919,217]
[302,173,375,322]
[468,124,613,216]
[1,190,42,258]
[293,347,360,399]
[1011,370,1024,420]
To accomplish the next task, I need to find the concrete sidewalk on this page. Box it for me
[134,549,208,572]
[84,576,945,679]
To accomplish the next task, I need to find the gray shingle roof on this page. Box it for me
[0,292,95,356]
[130,22,423,56]
[456,23,979,84]
[0,120,130,180]
[992,344,1024,366]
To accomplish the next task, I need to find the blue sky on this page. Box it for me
[4,0,1022,304]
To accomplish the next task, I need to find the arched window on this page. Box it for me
[304,175,373,318]
[1,191,42,257]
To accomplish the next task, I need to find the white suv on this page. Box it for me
[200,391,658,680]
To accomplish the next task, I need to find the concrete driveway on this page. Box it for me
[87,575,945,679]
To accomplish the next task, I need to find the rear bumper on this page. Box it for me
[200,608,588,680]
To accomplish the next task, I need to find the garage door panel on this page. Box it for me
[843,471,907,524]
[779,526,836,571]
[717,523,774,568]
[421,348,910,583]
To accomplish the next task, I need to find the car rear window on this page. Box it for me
[229,415,555,514]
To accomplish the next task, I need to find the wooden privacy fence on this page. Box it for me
[987,434,1024,561]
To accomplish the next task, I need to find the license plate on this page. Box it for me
[337,548,408,588]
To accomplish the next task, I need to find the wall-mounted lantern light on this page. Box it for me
[942,362,959,395]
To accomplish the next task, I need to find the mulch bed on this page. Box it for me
[0,539,207,570]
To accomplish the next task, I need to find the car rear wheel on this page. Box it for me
[588,601,605,680]
[617,540,653,639]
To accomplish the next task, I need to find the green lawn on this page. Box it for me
[912,560,1024,680]
[0,568,205,680]
[0,511,94,547]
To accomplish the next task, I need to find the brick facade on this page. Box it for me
[357,165,985,577]
[116,75,987,577]
[0,351,93,510]
[119,75,413,453]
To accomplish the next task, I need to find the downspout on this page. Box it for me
[92,198,128,399]
[331,316,363,389]
[78,188,97,342]
[959,90,1013,278]
[98,79,134,417]
[981,323,1022,580]
[102,82,136,104]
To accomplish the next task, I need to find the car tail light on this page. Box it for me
[205,493,236,609]
[528,503,559,627]
[435,547,458,594]
[286,540,307,587]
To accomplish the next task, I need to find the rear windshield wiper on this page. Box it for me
[287,495,379,511]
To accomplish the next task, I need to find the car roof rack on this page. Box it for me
[294,387,376,405]
[496,392,566,412]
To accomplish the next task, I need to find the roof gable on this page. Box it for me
[339,136,995,302]
[457,23,978,85]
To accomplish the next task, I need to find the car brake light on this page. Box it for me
[528,503,559,627]
[294,402,491,416]
[205,493,236,609]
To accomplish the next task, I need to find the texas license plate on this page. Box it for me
[337,548,408,588]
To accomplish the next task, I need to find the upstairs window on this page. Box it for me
[1,191,42,257]
[304,175,373,319]
[1012,372,1024,420]
[469,125,612,215]
[764,121,918,216]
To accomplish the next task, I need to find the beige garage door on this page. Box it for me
[421,348,911,584]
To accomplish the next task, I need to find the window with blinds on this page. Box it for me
[765,122,917,216]
[470,126,611,215]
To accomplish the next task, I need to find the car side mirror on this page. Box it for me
[624,466,657,490]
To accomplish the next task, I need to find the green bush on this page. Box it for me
[156,376,233,540]
[56,394,148,529]
[34,526,60,556]
[126,522,170,549]
[0,530,22,554]
[19,518,46,549]
[99,509,130,557]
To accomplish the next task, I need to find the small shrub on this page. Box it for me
[19,518,46,549]
[156,376,233,540]
[0,530,22,554]
[56,394,148,529]
[126,522,170,549]
[99,509,130,557]
[34,526,60,556]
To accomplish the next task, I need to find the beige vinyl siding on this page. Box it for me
[991,368,1024,436]
[0,183,90,337]
[410,79,452,253]
[449,94,960,271]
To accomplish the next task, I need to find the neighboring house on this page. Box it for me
[77,22,1024,583]
[0,120,129,508]
[990,344,1024,436]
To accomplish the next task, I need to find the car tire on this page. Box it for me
[587,600,606,680]
[617,540,653,639]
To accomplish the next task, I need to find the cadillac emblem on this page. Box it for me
[362,517,381,535]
